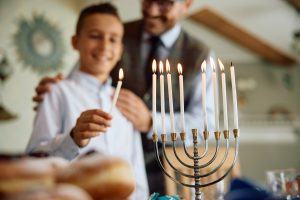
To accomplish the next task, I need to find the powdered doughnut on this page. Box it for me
[2,183,92,200]
[0,156,55,196]
[57,153,135,200]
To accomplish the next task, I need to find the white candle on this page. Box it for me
[159,61,166,134]
[110,68,123,113]
[178,63,185,133]
[230,63,239,129]
[152,60,157,133]
[201,61,208,131]
[218,59,228,130]
[166,60,175,133]
[210,57,219,132]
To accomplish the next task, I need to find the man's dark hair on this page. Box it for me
[76,2,121,34]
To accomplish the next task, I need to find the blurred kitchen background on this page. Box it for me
[0,0,299,185]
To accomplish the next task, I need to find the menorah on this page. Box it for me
[150,58,240,200]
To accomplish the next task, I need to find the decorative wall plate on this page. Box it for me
[14,14,65,73]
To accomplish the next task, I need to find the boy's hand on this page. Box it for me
[71,109,112,147]
[33,73,64,110]
[116,89,152,133]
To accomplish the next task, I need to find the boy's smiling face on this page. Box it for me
[72,13,124,82]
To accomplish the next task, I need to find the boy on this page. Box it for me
[26,3,149,199]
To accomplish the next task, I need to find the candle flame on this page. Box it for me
[152,59,157,73]
[218,58,225,72]
[210,57,216,72]
[177,63,182,75]
[166,59,170,73]
[159,61,164,74]
[119,68,124,80]
[201,60,206,73]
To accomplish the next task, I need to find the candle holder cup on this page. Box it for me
[152,129,239,200]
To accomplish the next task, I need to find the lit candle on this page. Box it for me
[166,60,175,133]
[152,60,157,134]
[201,61,208,131]
[110,68,123,113]
[178,63,185,133]
[218,59,228,130]
[159,61,166,134]
[230,62,239,129]
[210,57,219,132]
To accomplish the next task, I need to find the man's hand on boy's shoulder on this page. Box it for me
[116,88,152,133]
[32,73,64,111]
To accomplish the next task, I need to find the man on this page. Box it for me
[33,0,214,194]
[110,0,214,194]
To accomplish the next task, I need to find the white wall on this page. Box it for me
[0,0,78,152]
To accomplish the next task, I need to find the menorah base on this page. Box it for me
[153,129,239,200]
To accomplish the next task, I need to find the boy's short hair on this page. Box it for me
[76,3,121,34]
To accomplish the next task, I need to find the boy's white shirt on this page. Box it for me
[26,69,149,199]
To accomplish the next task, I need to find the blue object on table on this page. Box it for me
[149,193,180,200]
[224,177,272,200]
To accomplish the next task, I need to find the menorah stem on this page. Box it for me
[194,158,202,200]
[192,129,202,200]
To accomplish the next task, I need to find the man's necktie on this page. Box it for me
[145,36,162,89]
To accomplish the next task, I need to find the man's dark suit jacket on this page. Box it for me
[110,19,210,195]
